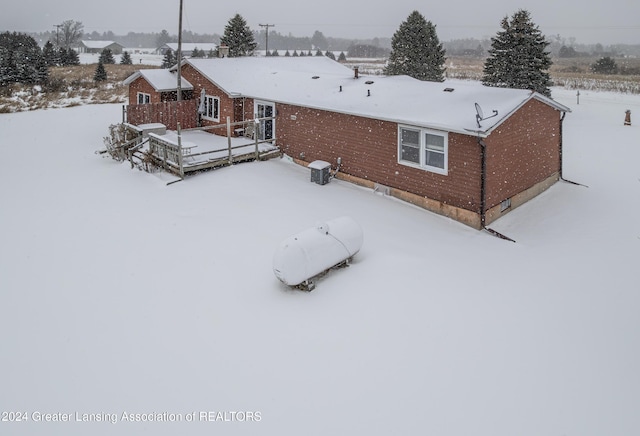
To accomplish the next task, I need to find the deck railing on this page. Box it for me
[147,116,278,178]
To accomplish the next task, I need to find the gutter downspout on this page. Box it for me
[478,137,487,229]
[558,111,588,187]
[477,137,516,243]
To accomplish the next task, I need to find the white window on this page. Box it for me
[137,92,150,104]
[203,95,220,121]
[398,126,448,175]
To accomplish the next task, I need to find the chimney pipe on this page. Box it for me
[354,66,359,79]
[218,44,229,58]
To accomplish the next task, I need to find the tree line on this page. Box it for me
[0,31,134,87]
[2,11,635,93]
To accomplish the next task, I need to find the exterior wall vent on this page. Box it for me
[500,198,512,212]
[444,87,455,92]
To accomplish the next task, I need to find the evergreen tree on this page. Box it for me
[0,32,48,86]
[94,61,107,81]
[591,56,618,74]
[43,41,57,66]
[220,14,257,57]
[207,48,215,58]
[0,47,15,86]
[271,50,279,56]
[325,51,336,60]
[120,50,133,65]
[99,48,115,64]
[161,50,176,68]
[482,9,552,96]
[284,50,291,57]
[315,49,323,56]
[191,47,203,58]
[338,52,347,62]
[65,48,80,66]
[559,45,578,58]
[57,47,69,66]
[384,11,446,82]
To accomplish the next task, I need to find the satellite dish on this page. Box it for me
[475,103,498,128]
[475,102,484,120]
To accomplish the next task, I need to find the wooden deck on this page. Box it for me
[143,117,280,178]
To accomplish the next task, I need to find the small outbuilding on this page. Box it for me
[78,40,125,55]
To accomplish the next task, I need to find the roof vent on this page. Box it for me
[312,76,320,79]
[365,80,374,85]
[443,87,454,92]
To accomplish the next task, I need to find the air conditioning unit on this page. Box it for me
[308,160,331,185]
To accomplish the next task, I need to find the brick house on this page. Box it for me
[124,57,571,229]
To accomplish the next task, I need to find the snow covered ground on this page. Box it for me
[79,50,163,66]
[0,88,638,436]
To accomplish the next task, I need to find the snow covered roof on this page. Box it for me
[123,69,193,92]
[184,57,570,136]
[80,40,124,49]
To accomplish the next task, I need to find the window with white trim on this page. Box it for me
[203,95,220,121]
[398,126,448,175]
[137,92,150,104]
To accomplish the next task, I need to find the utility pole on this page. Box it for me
[53,24,62,47]
[177,0,183,102]
[259,24,275,56]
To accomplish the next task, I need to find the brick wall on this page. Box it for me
[127,76,162,104]
[180,64,238,131]
[276,104,483,213]
[484,99,562,209]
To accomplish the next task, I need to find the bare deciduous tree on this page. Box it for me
[59,20,84,49]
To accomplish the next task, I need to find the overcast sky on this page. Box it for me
[2,0,639,45]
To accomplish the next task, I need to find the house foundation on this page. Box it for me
[295,158,559,231]
[484,172,559,225]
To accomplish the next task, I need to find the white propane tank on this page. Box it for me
[273,216,363,289]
